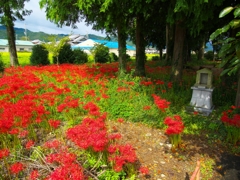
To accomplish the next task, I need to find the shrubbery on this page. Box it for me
[91,44,110,63]
[109,52,118,62]
[204,51,214,60]
[151,56,160,61]
[73,49,88,64]
[30,45,50,66]
[53,44,75,64]
[0,53,4,75]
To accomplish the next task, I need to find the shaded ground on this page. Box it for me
[107,120,240,180]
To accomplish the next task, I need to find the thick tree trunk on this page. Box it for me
[235,70,240,107]
[134,13,146,77]
[165,24,174,64]
[117,22,127,75]
[171,22,186,82]
[4,5,19,66]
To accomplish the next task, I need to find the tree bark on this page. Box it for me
[165,24,174,64]
[4,4,19,66]
[171,22,186,82]
[197,38,205,60]
[134,13,146,77]
[117,21,127,75]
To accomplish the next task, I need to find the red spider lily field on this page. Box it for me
[0,61,239,180]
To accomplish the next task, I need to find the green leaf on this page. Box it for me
[234,7,240,18]
[219,7,234,18]
[221,24,231,33]
[236,48,240,59]
[210,28,222,40]
[230,19,240,29]
[220,68,231,76]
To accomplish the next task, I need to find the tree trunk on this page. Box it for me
[197,38,205,60]
[134,13,146,77]
[117,21,127,75]
[4,4,19,66]
[171,22,186,82]
[165,24,174,64]
[159,50,163,61]
[235,69,240,107]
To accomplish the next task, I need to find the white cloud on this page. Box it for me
[14,1,105,37]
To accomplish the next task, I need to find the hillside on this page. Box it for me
[0,25,105,41]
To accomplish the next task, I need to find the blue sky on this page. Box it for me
[14,1,105,37]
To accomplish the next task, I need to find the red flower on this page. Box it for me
[29,170,39,180]
[0,148,10,159]
[10,162,25,174]
[26,140,35,149]
[143,106,151,110]
[117,118,124,123]
[164,115,184,135]
[152,94,170,112]
[139,166,149,175]
[48,119,61,129]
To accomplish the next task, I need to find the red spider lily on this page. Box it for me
[108,133,122,140]
[44,139,61,149]
[143,106,151,110]
[117,118,124,123]
[152,94,170,112]
[140,81,153,86]
[45,163,85,180]
[164,116,184,135]
[48,119,61,129]
[29,170,39,180]
[221,106,240,127]
[46,151,77,165]
[139,166,149,175]
[83,101,100,116]
[66,113,108,152]
[167,82,173,89]
[117,87,129,92]
[18,130,29,138]
[25,140,35,149]
[10,162,25,174]
[84,89,96,98]
[0,148,10,159]
[108,144,137,172]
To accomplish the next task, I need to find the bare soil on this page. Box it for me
[107,120,240,180]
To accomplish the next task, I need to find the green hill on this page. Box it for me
[0,25,105,41]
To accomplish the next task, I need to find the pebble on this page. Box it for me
[159,143,164,146]
[161,174,166,178]
[148,148,152,151]
[160,161,166,164]
[145,133,152,136]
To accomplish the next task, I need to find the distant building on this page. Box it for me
[72,39,136,56]
[68,34,88,45]
[0,39,35,52]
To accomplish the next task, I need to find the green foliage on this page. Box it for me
[72,49,88,64]
[109,52,118,62]
[151,56,160,61]
[30,44,50,66]
[91,44,110,63]
[43,36,69,65]
[53,44,74,64]
[210,5,240,76]
[204,51,214,60]
[0,53,5,72]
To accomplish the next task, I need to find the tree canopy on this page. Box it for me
[0,0,32,66]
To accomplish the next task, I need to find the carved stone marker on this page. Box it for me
[189,68,214,116]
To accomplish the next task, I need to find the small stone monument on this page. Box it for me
[188,68,214,116]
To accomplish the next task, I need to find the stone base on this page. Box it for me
[185,105,214,116]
